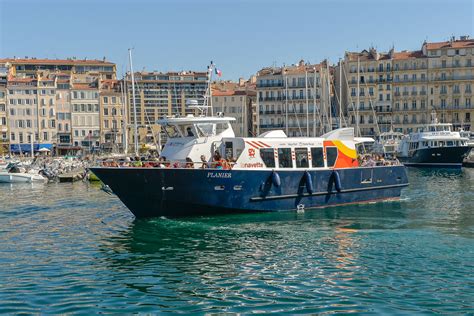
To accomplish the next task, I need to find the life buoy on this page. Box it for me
[272,171,281,187]
[333,170,342,192]
[304,171,313,194]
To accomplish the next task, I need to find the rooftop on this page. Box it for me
[257,60,326,76]
[392,50,425,60]
[424,38,474,50]
[0,58,115,66]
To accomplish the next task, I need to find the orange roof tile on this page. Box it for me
[425,39,474,50]
[392,50,425,60]
[72,83,97,90]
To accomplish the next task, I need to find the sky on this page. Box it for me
[0,0,473,80]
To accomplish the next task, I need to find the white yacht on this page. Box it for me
[396,112,470,168]
[373,130,405,156]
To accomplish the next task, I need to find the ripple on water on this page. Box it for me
[0,170,473,313]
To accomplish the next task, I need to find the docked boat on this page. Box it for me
[0,165,46,183]
[91,114,409,218]
[396,112,470,168]
[373,129,405,156]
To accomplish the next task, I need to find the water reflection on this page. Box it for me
[0,169,473,313]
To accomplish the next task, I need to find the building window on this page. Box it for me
[454,98,460,108]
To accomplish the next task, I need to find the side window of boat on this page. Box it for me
[295,148,309,168]
[326,147,338,168]
[260,148,275,168]
[278,148,292,168]
[311,147,324,167]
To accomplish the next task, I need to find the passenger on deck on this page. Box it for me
[159,156,169,168]
[200,155,209,169]
[185,157,194,168]
[222,159,232,170]
[212,151,223,169]
[186,127,194,137]
[132,157,143,167]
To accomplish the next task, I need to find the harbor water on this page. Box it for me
[0,168,473,314]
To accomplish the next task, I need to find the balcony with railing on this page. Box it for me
[433,74,474,81]
[257,82,284,88]
[260,123,285,129]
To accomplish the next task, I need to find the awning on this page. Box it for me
[9,143,53,153]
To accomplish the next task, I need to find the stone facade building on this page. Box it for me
[256,60,335,137]
[336,36,474,136]
[212,78,257,137]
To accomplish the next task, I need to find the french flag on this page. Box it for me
[215,67,222,77]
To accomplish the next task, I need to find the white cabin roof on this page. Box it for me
[321,128,355,140]
[258,130,287,138]
[157,115,236,125]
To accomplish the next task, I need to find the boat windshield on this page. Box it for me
[163,125,181,138]
[195,123,215,137]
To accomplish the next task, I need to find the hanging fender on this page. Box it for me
[272,171,281,188]
[332,170,342,192]
[304,171,313,194]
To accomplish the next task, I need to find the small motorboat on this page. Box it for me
[0,165,46,183]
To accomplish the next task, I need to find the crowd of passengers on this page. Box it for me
[101,151,235,170]
[101,151,399,169]
[358,153,400,167]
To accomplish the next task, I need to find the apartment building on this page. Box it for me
[212,78,257,137]
[55,73,74,155]
[256,60,334,137]
[424,37,473,131]
[6,76,49,153]
[99,80,125,152]
[0,64,7,154]
[71,83,100,152]
[337,36,474,135]
[336,48,394,136]
[0,58,118,154]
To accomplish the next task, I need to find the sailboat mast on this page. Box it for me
[120,80,128,154]
[313,68,316,136]
[326,61,332,131]
[339,58,343,128]
[285,75,288,135]
[305,70,309,137]
[128,49,139,156]
[356,56,360,137]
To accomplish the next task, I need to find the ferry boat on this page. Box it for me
[396,112,470,168]
[90,115,409,218]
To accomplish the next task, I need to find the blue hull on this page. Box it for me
[91,166,409,218]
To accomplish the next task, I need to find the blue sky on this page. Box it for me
[0,0,473,80]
